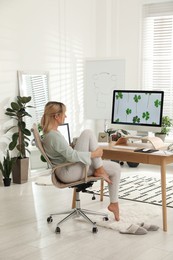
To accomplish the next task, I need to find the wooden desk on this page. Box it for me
[101,143,173,232]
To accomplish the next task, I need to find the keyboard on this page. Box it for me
[112,145,138,150]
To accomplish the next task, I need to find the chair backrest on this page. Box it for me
[31,124,85,188]
[31,123,53,169]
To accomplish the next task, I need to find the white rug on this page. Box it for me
[87,172,173,208]
[80,203,161,231]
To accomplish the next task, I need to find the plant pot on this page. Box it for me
[3,178,11,186]
[127,162,139,168]
[12,157,29,184]
[155,133,166,142]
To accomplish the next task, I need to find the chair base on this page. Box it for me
[47,192,109,233]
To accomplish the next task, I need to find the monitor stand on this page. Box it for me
[115,135,165,149]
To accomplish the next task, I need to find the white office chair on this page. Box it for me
[31,124,108,234]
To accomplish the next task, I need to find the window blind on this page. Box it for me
[19,73,49,131]
[142,2,173,119]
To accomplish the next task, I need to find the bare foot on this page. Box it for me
[108,202,120,221]
[94,167,112,184]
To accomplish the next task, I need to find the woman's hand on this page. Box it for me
[91,147,103,158]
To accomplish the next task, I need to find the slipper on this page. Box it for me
[119,224,148,235]
[139,222,159,231]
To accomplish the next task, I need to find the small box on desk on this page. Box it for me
[98,132,109,142]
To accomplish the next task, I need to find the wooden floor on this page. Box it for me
[1,164,173,260]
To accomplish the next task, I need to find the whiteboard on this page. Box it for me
[85,59,125,119]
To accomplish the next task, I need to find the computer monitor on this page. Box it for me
[111,90,164,134]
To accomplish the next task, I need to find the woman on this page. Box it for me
[41,101,121,221]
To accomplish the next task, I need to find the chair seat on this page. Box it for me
[52,172,103,189]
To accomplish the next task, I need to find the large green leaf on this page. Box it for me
[22,128,31,136]
[5,111,17,117]
[24,136,31,141]
[9,141,17,150]
[11,102,20,111]
[17,96,31,104]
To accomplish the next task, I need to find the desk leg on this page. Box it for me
[161,161,167,232]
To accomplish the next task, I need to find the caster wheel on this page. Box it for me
[92,227,98,233]
[92,195,96,200]
[47,216,53,223]
[55,226,61,234]
[103,216,109,221]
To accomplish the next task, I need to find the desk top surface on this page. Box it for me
[100,141,173,159]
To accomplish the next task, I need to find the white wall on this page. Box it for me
[0,0,97,156]
[0,0,163,157]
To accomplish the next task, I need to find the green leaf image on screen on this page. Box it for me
[126,108,132,121]
[155,99,161,107]
[133,94,141,114]
[133,116,140,124]
[142,111,150,122]
[115,92,123,114]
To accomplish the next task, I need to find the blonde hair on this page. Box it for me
[41,101,65,133]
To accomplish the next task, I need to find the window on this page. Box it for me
[142,2,173,120]
[18,71,49,131]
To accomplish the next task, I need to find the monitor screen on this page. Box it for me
[58,123,71,144]
[111,90,164,133]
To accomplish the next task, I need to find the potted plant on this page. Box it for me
[5,96,33,184]
[0,150,16,186]
[155,116,173,141]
